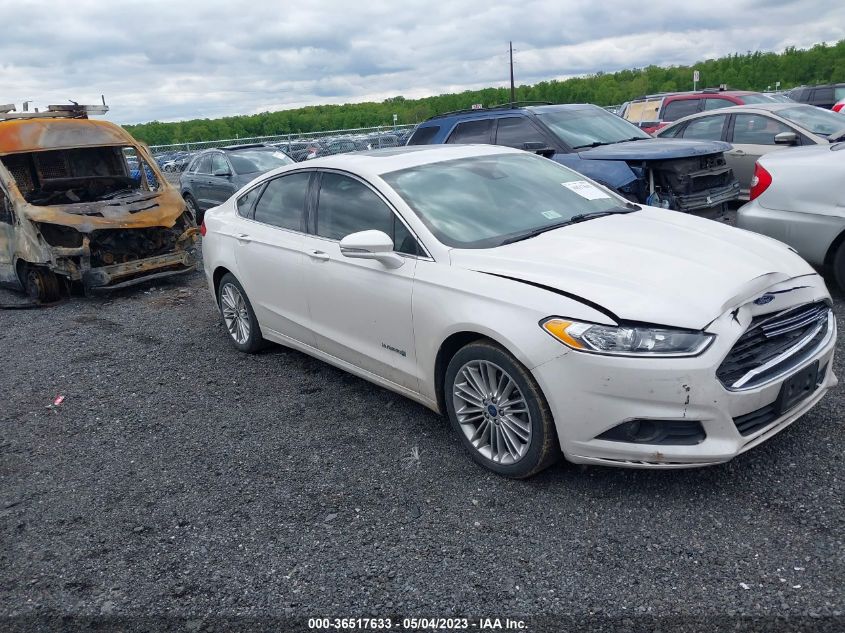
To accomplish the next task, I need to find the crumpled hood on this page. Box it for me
[450,208,817,330]
[578,138,732,161]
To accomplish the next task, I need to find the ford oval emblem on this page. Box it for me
[754,294,775,306]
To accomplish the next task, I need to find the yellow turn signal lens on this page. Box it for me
[541,319,585,349]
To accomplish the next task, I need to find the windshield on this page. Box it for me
[382,153,628,248]
[536,107,651,148]
[228,148,293,174]
[739,94,778,104]
[0,145,161,206]
[777,106,845,135]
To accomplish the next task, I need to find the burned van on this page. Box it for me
[0,104,198,302]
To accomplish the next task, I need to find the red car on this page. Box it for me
[621,89,778,134]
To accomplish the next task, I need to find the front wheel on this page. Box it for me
[23,265,62,303]
[217,273,264,353]
[833,241,845,293]
[444,340,559,478]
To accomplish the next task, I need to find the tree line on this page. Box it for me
[124,40,845,146]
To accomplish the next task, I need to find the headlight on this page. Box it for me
[541,318,713,357]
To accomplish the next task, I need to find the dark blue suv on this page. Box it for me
[407,103,740,212]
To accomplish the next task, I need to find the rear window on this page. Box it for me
[407,126,440,146]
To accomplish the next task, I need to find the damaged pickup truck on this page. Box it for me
[407,103,741,212]
[0,104,198,302]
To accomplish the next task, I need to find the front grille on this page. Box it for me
[690,170,732,191]
[733,363,829,436]
[717,301,831,390]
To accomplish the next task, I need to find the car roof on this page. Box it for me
[673,103,807,116]
[422,103,599,124]
[263,145,522,180]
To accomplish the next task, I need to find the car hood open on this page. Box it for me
[578,138,732,161]
[450,207,816,330]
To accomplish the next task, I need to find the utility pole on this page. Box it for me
[509,41,516,106]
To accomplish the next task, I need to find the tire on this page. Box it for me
[23,265,62,303]
[184,194,202,225]
[217,273,264,353]
[834,241,845,293]
[444,340,559,478]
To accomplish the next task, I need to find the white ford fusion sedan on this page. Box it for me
[201,144,836,478]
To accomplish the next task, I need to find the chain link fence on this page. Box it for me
[146,123,418,173]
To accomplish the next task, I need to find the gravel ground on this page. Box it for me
[1,254,843,633]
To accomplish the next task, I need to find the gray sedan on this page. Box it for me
[737,142,845,290]
[657,104,845,198]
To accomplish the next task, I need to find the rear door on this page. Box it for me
[302,171,421,390]
[727,113,796,197]
[233,171,316,346]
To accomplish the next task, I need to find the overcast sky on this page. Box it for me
[1,0,843,125]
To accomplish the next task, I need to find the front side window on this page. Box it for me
[732,114,793,145]
[253,172,310,231]
[681,115,727,140]
[382,152,626,249]
[316,173,393,240]
[447,119,493,144]
[495,117,548,148]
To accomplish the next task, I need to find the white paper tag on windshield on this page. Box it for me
[542,210,562,219]
[562,180,611,200]
[272,152,288,160]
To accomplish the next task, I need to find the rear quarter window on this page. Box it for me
[407,126,440,145]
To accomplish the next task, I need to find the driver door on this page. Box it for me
[302,171,421,391]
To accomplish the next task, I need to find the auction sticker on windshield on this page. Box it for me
[542,210,563,219]
[562,180,611,200]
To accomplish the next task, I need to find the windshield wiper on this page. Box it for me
[568,205,639,224]
[500,205,639,245]
[571,141,610,149]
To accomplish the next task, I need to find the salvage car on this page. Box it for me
[656,104,845,198]
[738,142,845,291]
[407,103,740,212]
[180,144,293,223]
[0,104,198,302]
[201,145,835,477]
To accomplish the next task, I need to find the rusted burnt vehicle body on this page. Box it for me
[0,105,198,302]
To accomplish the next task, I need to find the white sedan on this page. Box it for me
[201,145,836,478]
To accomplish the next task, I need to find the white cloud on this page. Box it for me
[0,0,842,124]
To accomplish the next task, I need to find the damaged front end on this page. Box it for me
[641,153,741,212]
[0,119,199,297]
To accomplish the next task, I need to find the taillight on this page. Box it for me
[749,163,772,201]
[200,220,207,237]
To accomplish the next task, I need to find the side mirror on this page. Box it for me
[213,167,231,177]
[522,141,556,157]
[774,131,798,145]
[339,230,404,269]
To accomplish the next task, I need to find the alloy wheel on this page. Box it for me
[220,282,251,344]
[452,360,532,464]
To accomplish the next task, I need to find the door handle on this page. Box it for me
[308,250,330,261]
[235,233,252,243]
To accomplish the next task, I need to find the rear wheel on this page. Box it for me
[23,265,62,303]
[217,273,264,353]
[184,194,202,224]
[833,241,845,293]
[444,340,559,478]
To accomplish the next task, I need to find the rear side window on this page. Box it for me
[316,173,392,240]
[446,119,493,144]
[680,115,727,140]
[662,99,701,122]
[495,117,548,148]
[407,126,440,145]
[253,172,310,231]
[812,87,834,104]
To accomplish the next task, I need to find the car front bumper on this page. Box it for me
[532,289,837,469]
